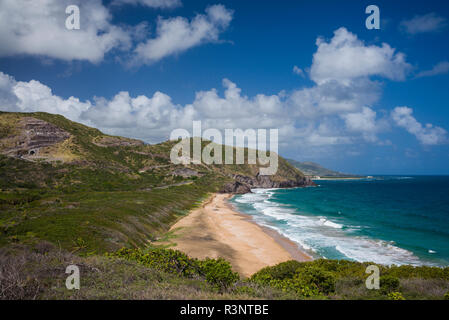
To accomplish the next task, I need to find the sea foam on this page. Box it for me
[233,188,427,266]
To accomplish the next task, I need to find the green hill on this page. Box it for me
[0,111,311,253]
[286,159,360,177]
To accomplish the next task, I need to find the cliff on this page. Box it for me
[222,173,314,194]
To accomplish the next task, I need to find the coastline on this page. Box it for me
[224,196,313,263]
[167,193,312,278]
[311,177,367,181]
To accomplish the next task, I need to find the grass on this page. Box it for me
[249,259,449,300]
[0,173,225,254]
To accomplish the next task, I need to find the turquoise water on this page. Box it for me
[231,176,449,266]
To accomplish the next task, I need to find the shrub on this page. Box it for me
[108,248,240,291]
[250,261,335,297]
[250,260,302,284]
[444,292,449,300]
[107,247,201,278]
[199,258,239,291]
[234,285,257,297]
[380,275,400,294]
[386,264,449,280]
[295,265,336,295]
[269,278,321,298]
[387,292,405,300]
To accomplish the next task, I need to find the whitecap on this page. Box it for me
[232,188,431,266]
[319,218,343,229]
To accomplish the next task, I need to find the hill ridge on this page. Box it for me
[0,111,312,253]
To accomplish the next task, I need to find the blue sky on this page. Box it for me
[0,0,448,174]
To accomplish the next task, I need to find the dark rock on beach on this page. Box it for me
[221,181,252,194]
[221,173,315,194]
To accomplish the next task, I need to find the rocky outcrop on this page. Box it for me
[171,168,201,178]
[234,173,314,188]
[221,181,252,194]
[0,117,71,159]
[221,173,315,194]
[93,136,144,147]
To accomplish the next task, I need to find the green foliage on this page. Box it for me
[385,264,449,280]
[0,244,276,300]
[107,247,201,278]
[199,258,239,291]
[108,248,239,291]
[387,292,406,300]
[380,275,400,294]
[295,265,336,294]
[233,285,257,297]
[267,278,321,298]
[0,169,225,253]
[250,260,302,285]
[3,243,449,300]
[250,259,449,299]
[250,261,335,297]
[444,292,449,300]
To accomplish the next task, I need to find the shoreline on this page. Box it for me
[224,196,313,263]
[166,193,312,278]
[311,177,367,181]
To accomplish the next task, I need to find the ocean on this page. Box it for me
[231,176,449,267]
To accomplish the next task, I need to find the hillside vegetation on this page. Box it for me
[286,159,360,177]
[1,244,448,300]
[0,111,308,254]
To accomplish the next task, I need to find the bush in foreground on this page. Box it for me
[199,258,239,291]
[250,261,335,297]
[387,292,406,300]
[250,259,449,300]
[107,247,239,291]
[380,275,400,294]
[2,244,449,300]
[107,247,200,277]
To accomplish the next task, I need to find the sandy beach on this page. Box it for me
[168,193,312,278]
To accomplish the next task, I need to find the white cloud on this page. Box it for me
[400,13,448,34]
[288,78,381,118]
[392,107,447,145]
[286,27,413,145]
[293,66,305,77]
[310,27,411,85]
[112,0,182,9]
[132,5,233,65]
[341,107,384,143]
[0,72,288,143]
[0,72,19,108]
[0,1,231,66]
[343,107,377,132]
[0,0,131,63]
[1,27,445,155]
[0,72,91,121]
[416,61,449,78]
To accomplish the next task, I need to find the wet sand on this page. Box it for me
[168,193,312,278]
